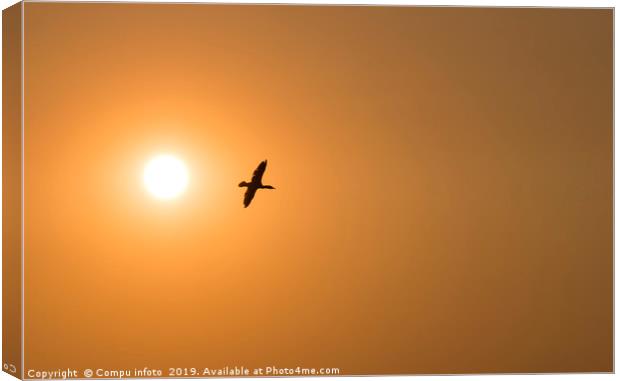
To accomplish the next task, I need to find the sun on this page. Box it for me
[143,154,189,200]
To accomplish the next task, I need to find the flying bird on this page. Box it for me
[238,160,275,208]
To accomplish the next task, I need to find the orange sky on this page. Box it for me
[21,3,612,375]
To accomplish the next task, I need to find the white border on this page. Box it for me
[19,1,23,379]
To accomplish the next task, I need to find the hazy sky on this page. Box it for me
[23,3,611,374]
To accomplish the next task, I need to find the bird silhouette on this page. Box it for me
[238,160,275,208]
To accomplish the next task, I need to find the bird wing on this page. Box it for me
[243,187,257,208]
[251,160,268,184]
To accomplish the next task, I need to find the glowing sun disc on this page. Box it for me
[143,155,189,200]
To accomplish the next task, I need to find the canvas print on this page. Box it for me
[2,2,613,379]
